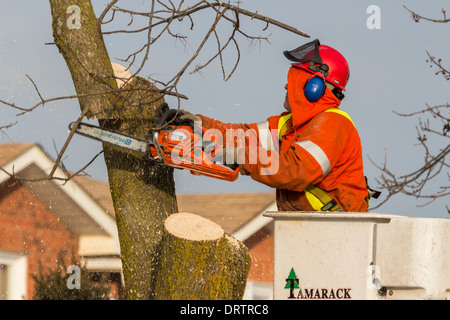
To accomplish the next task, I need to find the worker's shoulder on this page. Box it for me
[315,107,355,127]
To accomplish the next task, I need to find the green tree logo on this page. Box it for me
[284,268,300,299]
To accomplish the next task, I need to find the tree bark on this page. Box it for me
[49,0,117,119]
[154,212,251,300]
[49,0,178,299]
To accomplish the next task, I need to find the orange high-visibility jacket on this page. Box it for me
[198,67,368,212]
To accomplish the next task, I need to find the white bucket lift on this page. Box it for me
[264,212,450,300]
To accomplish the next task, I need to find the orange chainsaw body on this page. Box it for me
[148,125,239,182]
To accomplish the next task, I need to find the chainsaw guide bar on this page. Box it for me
[69,122,150,155]
[69,107,240,182]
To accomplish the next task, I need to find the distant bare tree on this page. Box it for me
[370,6,449,214]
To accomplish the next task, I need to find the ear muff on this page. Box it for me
[304,76,326,102]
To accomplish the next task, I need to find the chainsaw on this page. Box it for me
[69,103,239,182]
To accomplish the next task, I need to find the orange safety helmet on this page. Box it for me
[284,39,350,92]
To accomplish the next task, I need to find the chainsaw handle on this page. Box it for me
[156,107,202,134]
[156,108,178,128]
[154,103,169,121]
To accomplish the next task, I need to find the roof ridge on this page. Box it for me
[0,142,37,167]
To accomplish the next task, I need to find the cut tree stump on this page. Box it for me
[154,212,251,300]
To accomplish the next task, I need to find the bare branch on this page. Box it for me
[49,107,91,178]
[0,82,188,116]
[0,122,17,131]
[99,0,119,23]
[370,123,449,210]
[214,1,310,37]
[0,150,104,185]
[26,74,45,103]
[100,0,310,100]
[426,51,450,81]
[167,3,229,88]
[104,1,310,37]
[369,9,450,213]
[4,0,310,192]
[404,5,450,23]
[131,0,156,78]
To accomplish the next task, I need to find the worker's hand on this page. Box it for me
[222,147,239,166]
[178,109,201,124]
[239,166,250,176]
[212,147,239,167]
[211,147,251,175]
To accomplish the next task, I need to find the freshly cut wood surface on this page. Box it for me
[154,212,251,300]
[164,212,224,241]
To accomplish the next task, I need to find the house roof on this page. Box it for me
[0,143,276,242]
[69,175,276,237]
[177,193,275,236]
[0,143,35,167]
[0,143,118,238]
[72,175,115,217]
[72,175,276,238]
[73,176,276,238]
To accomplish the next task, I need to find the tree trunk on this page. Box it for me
[154,212,251,300]
[49,0,252,300]
[49,0,178,299]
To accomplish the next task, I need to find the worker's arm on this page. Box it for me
[240,112,355,191]
[197,114,261,149]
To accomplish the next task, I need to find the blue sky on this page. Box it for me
[1,1,448,218]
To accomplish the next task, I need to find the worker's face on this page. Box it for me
[283,83,291,112]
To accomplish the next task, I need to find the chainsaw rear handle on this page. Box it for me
[155,105,203,134]
[156,107,178,128]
